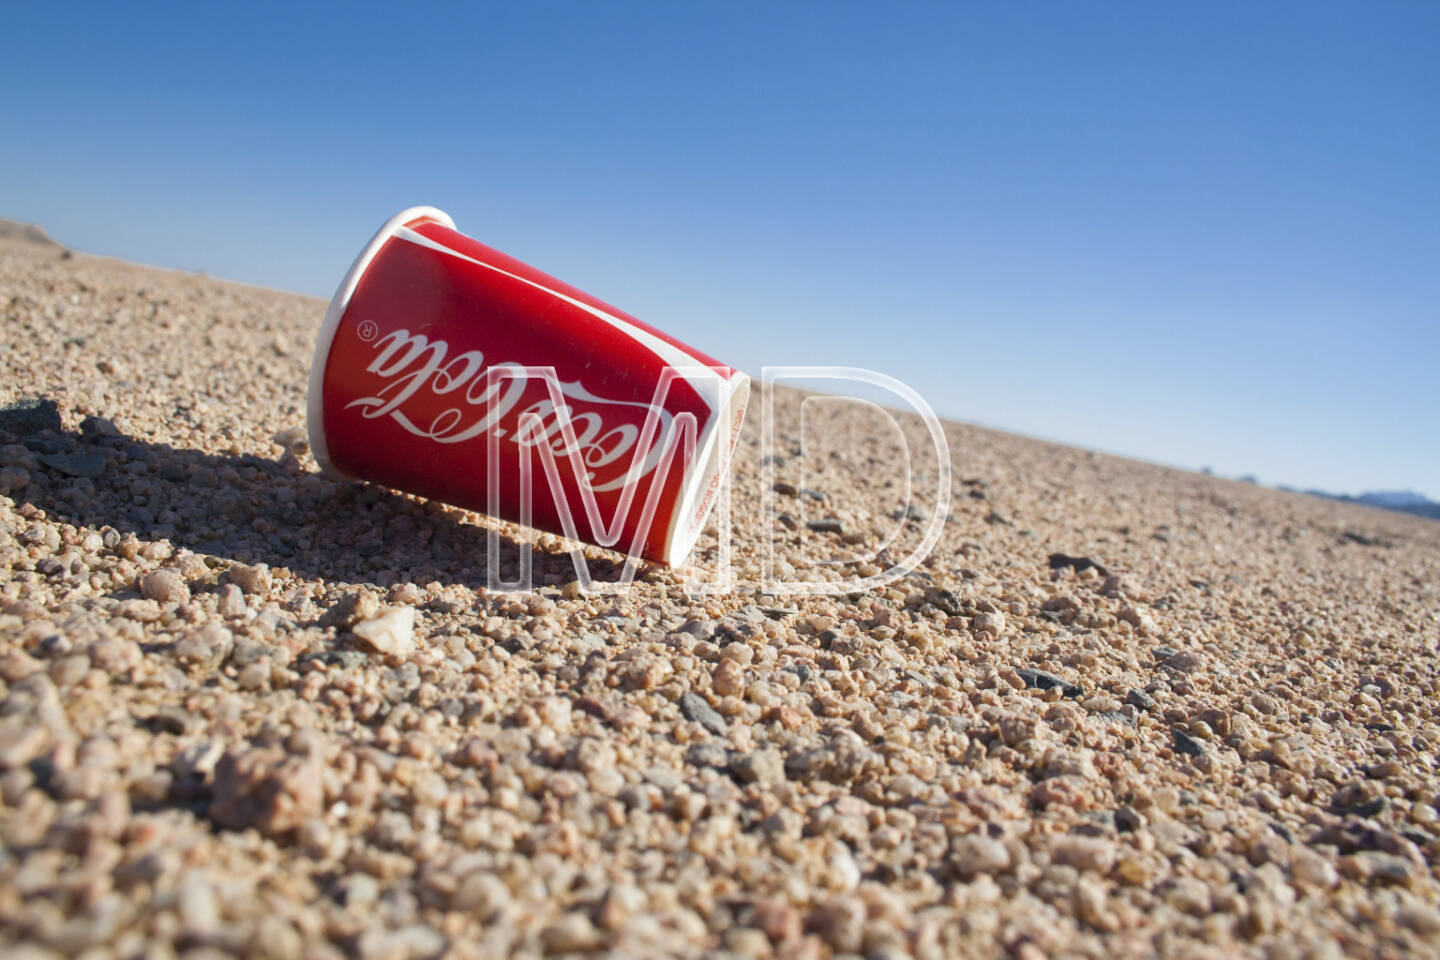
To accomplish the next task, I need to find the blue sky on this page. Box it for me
[4,2,1437,499]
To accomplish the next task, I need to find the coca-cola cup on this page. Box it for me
[306,207,749,567]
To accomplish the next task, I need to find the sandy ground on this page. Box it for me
[2,223,1439,960]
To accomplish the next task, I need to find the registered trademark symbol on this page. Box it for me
[357,320,380,342]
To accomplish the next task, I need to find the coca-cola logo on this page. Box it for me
[344,328,679,492]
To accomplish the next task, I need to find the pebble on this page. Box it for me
[175,623,233,670]
[38,451,105,479]
[1017,668,1083,699]
[1341,851,1414,886]
[971,611,1006,637]
[322,591,381,628]
[730,748,785,785]
[806,517,845,534]
[140,568,190,604]
[541,913,601,953]
[1125,688,1156,712]
[216,583,247,618]
[450,871,511,918]
[952,833,1012,877]
[1172,727,1207,757]
[0,465,29,493]
[209,748,323,836]
[228,562,272,596]
[680,692,727,735]
[1117,604,1155,635]
[350,606,416,659]
[0,726,50,769]
[1050,836,1118,874]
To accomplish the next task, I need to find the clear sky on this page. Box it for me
[4,2,1437,499]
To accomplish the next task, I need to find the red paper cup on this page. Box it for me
[307,207,749,566]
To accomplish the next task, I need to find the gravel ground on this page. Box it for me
[2,224,1440,959]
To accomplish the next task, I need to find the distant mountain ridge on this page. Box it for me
[1276,485,1440,520]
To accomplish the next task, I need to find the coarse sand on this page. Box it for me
[3,223,1440,959]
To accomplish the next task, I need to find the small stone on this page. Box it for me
[596,882,645,931]
[541,912,601,953]
[1017,668,1083,698]
[175,623,233,670]
[178,872,221,936]
[216,583,246,618]
[0,444,41,468]
[351,606,416,659]
[209,748,323,836]
[450,870,511,917]
[273,426,308,453]
[772,481,798,496]
[1172,727,1207,757]
[229,563,272,596]
[730,748,785,785]
[1115,805,1146,832]
[680,692,727,735]
[1341,851,1414,886]
[1290,847,1339,888]
[971,611,1006,638]
[1164,650,1205,673]
[806,517,845,534]
[322,591,381,629]
[140,568,190,604]
[812,896,866,953]
[1396,903,1440,935]
[1167,877,1213,916]
[1250,692,1278,715]
[1125,688,1156,712]
[713,658,745,696]
[114,598,162,622]
[685,742,731,769]
[1050,836,1117,874]
[952,833,1012,878]
[0,466,28,493]
[0,726,50,769]
[1117,604,1155,635]
[336,874,381,908]
[39,451,104,479]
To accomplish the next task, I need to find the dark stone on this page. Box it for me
[772,481,798,496]
[39,452,105,479]
[1349,797,1389,819]
[684,742,731,769]
[1047,553,1109,577]
[680,692,727,736]
[806,517,845,534]
[784,663,813,683]
[925,588,962,616]
[0,398,62,437]
[1172,727,1207,757]
[79,415,120,439]
[1125,688,1157,712]
[1115,805,1146,832]
[1017,668,1083,698]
